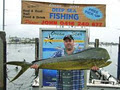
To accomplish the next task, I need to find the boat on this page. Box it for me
[87,69,120,90]
[32,69,120,90]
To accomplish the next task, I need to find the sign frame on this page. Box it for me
[39,28,89,89]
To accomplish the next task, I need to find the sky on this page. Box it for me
[0,0,120,43]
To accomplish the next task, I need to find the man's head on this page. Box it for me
[63,35,74,51]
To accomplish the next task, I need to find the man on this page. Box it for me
[31,35,99,90]
[53,35,85,90]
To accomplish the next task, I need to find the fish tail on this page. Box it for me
[6,61,32,82]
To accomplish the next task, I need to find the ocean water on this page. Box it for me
[6,44,119,90]
[7,44,35,90]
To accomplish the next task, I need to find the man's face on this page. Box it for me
[64,39,74,51]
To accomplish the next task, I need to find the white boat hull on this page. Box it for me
[87,83,120,90]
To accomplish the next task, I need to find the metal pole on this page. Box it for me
[3,0,5,31]
[35,38,39,60]
[94,39,99,48]
[117,37,120,80]
[35,38,39,77]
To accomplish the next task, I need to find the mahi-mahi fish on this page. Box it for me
[6,48,111,82]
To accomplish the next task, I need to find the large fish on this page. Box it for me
[6,48,111,82]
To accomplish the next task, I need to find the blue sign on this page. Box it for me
[83,6,103,20]
[42,30,86,87]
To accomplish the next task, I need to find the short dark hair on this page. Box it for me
[63,35,74,40]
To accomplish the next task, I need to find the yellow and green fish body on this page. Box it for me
[6,48,111,82]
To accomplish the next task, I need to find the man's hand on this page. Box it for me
[31,64,39,69]
[91,66,99,71]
